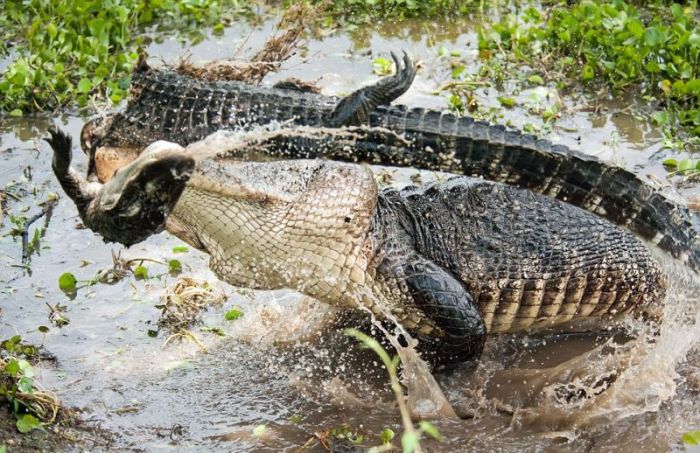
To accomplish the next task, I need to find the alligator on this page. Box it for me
[80,53,700,274]
[80,51,417,180]
[47,127,666,364]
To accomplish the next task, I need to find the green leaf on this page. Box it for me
[172,245,189,253]
[683,431,700,446]
[380,428,395,444]
[372,57,393,76]
[401,431,420,453]
[168,259,182,274]
[582,65,595,82]
[418,421,442,441]
[133,265,148,280]
[58,272,77,292]
[644,27,664,47]
[252,424,267,436]
[77,78,92,94]
[147,329,158,338]
[497,96,515,108]
[16,414,42,433]
[662,158,678,167]
[528,74,544,85]
[18,376,34,393]
[38,325,49,333]
[678,159,695,173]
[9,109,23,117]
[4,359,20,377]
[225,308,243,321]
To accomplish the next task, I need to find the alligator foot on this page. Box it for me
[328,50,417,127]
[378,252,486,368]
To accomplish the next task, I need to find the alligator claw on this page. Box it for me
[44,126,73,175]
[328,50,417,127]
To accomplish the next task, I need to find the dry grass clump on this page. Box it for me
[175,3,317,84]
[156,277,226,341]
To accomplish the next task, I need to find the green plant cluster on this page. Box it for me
[309,0,478,22]
[478,1,700,135]
[0,0,252,115]
[0,336,46,433]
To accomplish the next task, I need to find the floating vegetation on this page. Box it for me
[477,1,700,137]
[0,336,60,433]
[0,0,255,114]
[156,277,227,344]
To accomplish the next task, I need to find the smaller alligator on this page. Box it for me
[80,51,417,178]
[47,127,666,364]
[80,53,700,274]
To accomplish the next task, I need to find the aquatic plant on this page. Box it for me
[345,329,442,453]
[0,0,253,115]
[0,336,59,433]
[477,1,700,136]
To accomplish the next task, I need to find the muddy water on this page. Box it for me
[1,13,700,452]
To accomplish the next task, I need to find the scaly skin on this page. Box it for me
[83,61,700,273]
[47,129,666,363]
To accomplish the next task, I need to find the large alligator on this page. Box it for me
[80,54,700,274]
[47,128,666,364]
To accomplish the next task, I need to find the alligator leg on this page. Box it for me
[327,51,417,127]
[379,254,486,367]
[46,130,195,247]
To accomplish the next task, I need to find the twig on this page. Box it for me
[21,212,46,264]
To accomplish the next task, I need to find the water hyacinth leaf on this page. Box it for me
[683,431,700,445]
[133,265,148,280]
[497,96,515,108]
[678,159,695,173]
[4,359,20,377]
[58,272,77,292]
[381,428,395,444]
[77,78,92,94]
[18,376,34,394]
[372,57,393,76]
[16,414,42,433]
[172,245,189,253]
[225,308,243,321]
[38,325,49,333]
[662,158,678,167]
[528,74,544,85]
[168,259,182,274]
[582,65,595,82]
[418,421,442,441]
[401,431,419,453]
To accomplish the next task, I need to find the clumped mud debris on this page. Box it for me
[175,3,317,84]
